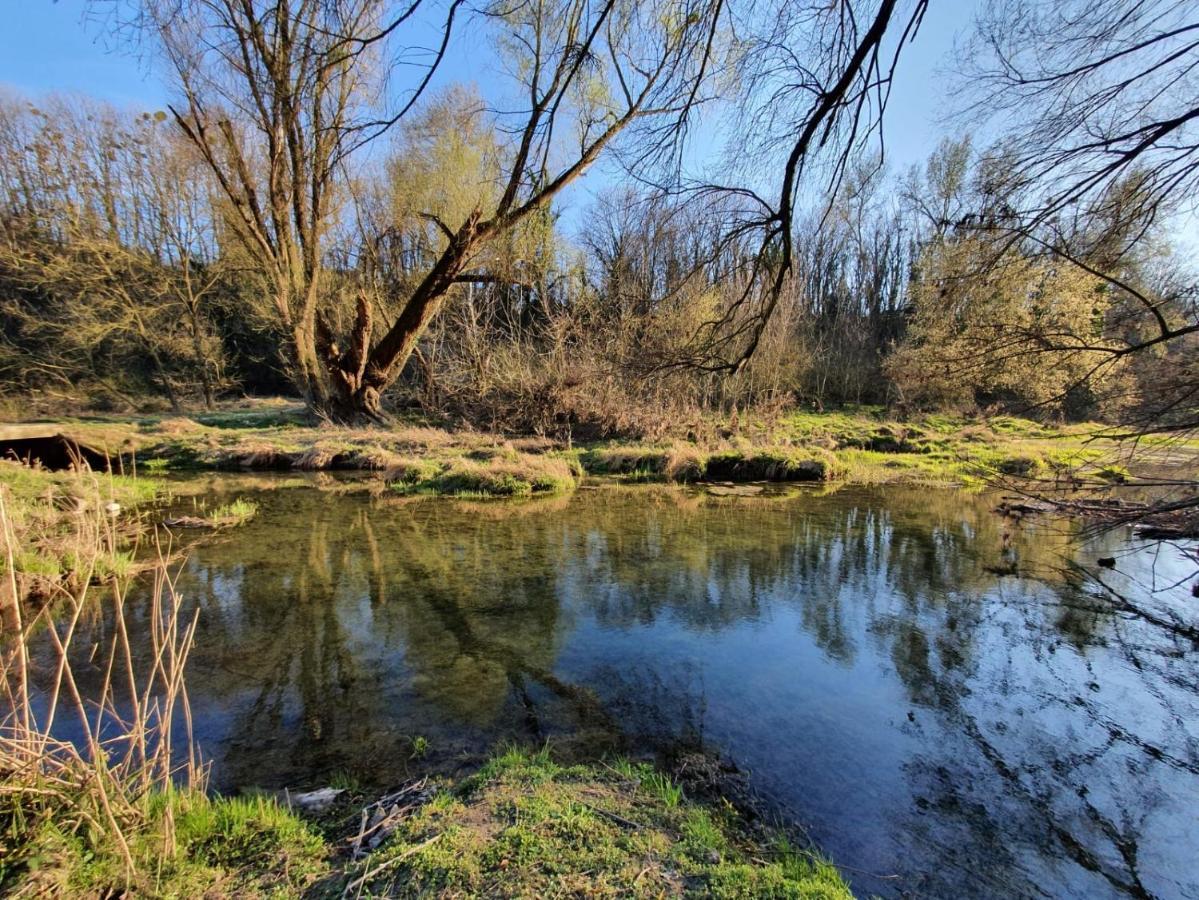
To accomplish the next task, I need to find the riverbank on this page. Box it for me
[1,401,1162,499]
[2,402,1184,604]
[3,745,852,898]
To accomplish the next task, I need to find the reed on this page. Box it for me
[0,486,201,894]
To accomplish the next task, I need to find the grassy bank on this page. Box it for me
[0,463,163,603]
[4,746,852,899]
[2,401,1161,498]
[336,745,851,898]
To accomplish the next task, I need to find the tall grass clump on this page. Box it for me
[0,491,328,896]
[208,497,259,525]
[0,486,200,893]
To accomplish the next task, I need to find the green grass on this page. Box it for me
[6,788,330,898]
[0,461,161,509]
[93,550,136,580]
[7,405,1152,496]
[6,747,853,898]
[388,453,580,498]
[208,497,259,525]
[347,746,853,898]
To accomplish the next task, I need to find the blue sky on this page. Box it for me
[1,1,981,219]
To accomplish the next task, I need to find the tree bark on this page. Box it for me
[312,212,484,424]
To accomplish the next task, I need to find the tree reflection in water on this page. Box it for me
[40,479,1199,898]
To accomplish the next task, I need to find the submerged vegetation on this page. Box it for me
[0,467,853,897]
[0,497,850,898]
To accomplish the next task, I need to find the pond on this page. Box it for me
[46,477,1199,898]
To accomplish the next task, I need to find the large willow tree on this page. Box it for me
[119,0,726,421]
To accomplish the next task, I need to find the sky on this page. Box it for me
[0,1,984,223]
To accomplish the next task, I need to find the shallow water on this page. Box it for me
[44,478,1199,897]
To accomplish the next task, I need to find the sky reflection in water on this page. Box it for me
[50,478,1199,898]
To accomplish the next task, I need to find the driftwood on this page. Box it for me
[347,777,435,861]
[162,516,216,528]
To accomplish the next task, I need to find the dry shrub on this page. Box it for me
[149,417,205,436]
[407,334,702,442]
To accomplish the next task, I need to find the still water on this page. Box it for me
[60,478,1199,897]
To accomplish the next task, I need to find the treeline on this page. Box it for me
[1,0,1196,438]
[0,87,1189,436]
[2,88,1190,435]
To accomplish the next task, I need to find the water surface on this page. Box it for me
[50,478,1199,897]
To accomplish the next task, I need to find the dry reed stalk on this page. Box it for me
[0,468,202,887]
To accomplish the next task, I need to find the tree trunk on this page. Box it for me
[303,214,484,425]
[187,308,216,410]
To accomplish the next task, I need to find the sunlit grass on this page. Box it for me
[347,745,852,898]
[208,497,258,525]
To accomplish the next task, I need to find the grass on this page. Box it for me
[581,443,843,484]
[387,451,581,498]
[0,462,162,602]
[346,745,852,898]
[3,402,1154,497]
[208,497,259,525]
[12,790,329,898]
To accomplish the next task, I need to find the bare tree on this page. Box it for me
[668,0,929,371]
[121,0,725,421]
[963,0,1199,238]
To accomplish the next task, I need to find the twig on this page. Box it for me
[342,833,442,899]
[581,801,644,830]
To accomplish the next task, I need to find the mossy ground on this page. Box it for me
[1,399,1166,499]
[2,749,853,899]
